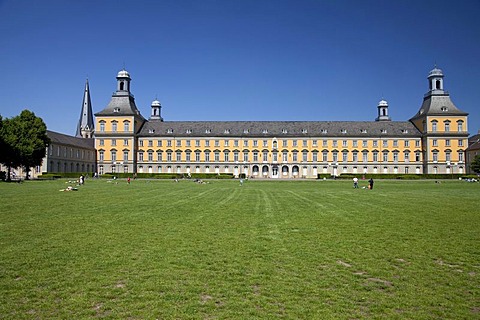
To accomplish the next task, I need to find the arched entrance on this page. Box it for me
[252,165,259,177]
[282,165,289,178]
[272,165,279,178]
[262,165,269,178]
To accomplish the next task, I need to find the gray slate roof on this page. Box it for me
[139,120,421,138]
[47,130,94,149]
[410,93,468,121]
[95,93,146,120]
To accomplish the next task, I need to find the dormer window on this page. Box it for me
[441,106,448,112]
[224,129,230,134]
[282,129,288,134]
[205,129,211,134]
[402,129,408,134]
[262,129,268,134]
[186,129,192,134]
[321,129,327,134]
[381,129,387,134]
[113,107,120,113]
[243,129,249,134]
[302,129,307,134]
[341,129,347,134]
[361,129,367,134]
[148,129,155,134]
[167,128,173,134]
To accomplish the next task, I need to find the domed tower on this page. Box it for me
[428,66,444,93]
[116,69,131,93]
[375,99,391,121]
[149,98,163,121]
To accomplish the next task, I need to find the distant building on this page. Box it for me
[93,67,470,177]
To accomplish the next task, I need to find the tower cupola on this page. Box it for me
[150,99,163,121]
[427,66,444,94]
[375,99,391,121]
[116,69,131,93]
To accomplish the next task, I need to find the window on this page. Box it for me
[404,152,409,163]
[383,152,388,162]
[352,140,358,148]
[362,152,368,162]
[234,140,239,147]
[312,152,318,162]
[138,152,144,162]
[332,152,338,162]
[111,151,117,162]
[332,140,338,147]
[224,140,229,147]
[415,140,421,147]
[393,151,399,162]
[99,150,104,162]
[215,152,220,162]
[293,140,298,147]
[205,140,210,147]
[292,152,298,162]
[99,139,104,146]
[445,139,450,147]
[205,152,210,162]
[404,140,409,147]
[312,140,318,147]
[185,140,191,147]
[373,140,378,147]
[243,152,248,162]
[148,140,153,147]
[176,140,182,147]
[112,121,117,132]
[342,152,348,162]
[458,139,464,147]
[322,152,328,162]
[432,151,438,162]
[263,151,268,161]
[432,139,438,147]
[124,139,129,146]
[176,151,182,162]
[352,152,358,162]
[458,151,464,162]
[457,121,464,132]
[124,121,130,132]
[415,152,421,162]
[167,140,172,147]
[234,152,239,162]
[393,140,398,147]
[373,151,378,162]
[195,140,201,147]
[253,140,258,147]
[282,140,288,147]
[342,140,348,147]
[445,152,451,162]
[224,151,229,162]
[444,121,450,132]
[167,152,172,162]
[100,121,105,132]
[263,140,268,147]
[253,152,258,162]
[322,140,328,147]
[244,140,249,147]
[303,140,308,147]
[431,121,437,132]
[382,140,388,148]
[157,152,162,162]
[362,140,368,148]
[185,152,191,162]
[303,151,308,162]
[148,152,153,162]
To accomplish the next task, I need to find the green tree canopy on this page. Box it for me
[0,110,50,180]
[470,154,480,174]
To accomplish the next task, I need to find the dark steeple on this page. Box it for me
[76,79,95,138]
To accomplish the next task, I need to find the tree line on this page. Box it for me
[0,110,50,181]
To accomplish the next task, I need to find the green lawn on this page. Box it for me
[0,178,479,319]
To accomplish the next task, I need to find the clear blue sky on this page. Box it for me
[1,0,479,136]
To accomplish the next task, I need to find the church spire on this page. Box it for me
[76,79,95,138]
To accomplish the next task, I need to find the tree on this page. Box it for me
[0,110,50,180]
[471,154,480,174]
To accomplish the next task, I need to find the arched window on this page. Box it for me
[120,81,124,90]
[436,80,441,89]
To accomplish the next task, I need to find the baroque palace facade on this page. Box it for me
[85,67,470,178]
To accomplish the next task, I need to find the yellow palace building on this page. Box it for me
[89,67,469,178]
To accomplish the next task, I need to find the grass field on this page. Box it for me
[0,178,479,319]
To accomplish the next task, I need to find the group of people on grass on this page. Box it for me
[353,177,374,189]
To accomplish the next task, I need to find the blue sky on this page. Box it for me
[1,0,479,136]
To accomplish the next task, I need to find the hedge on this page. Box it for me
[317,173,476,180]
